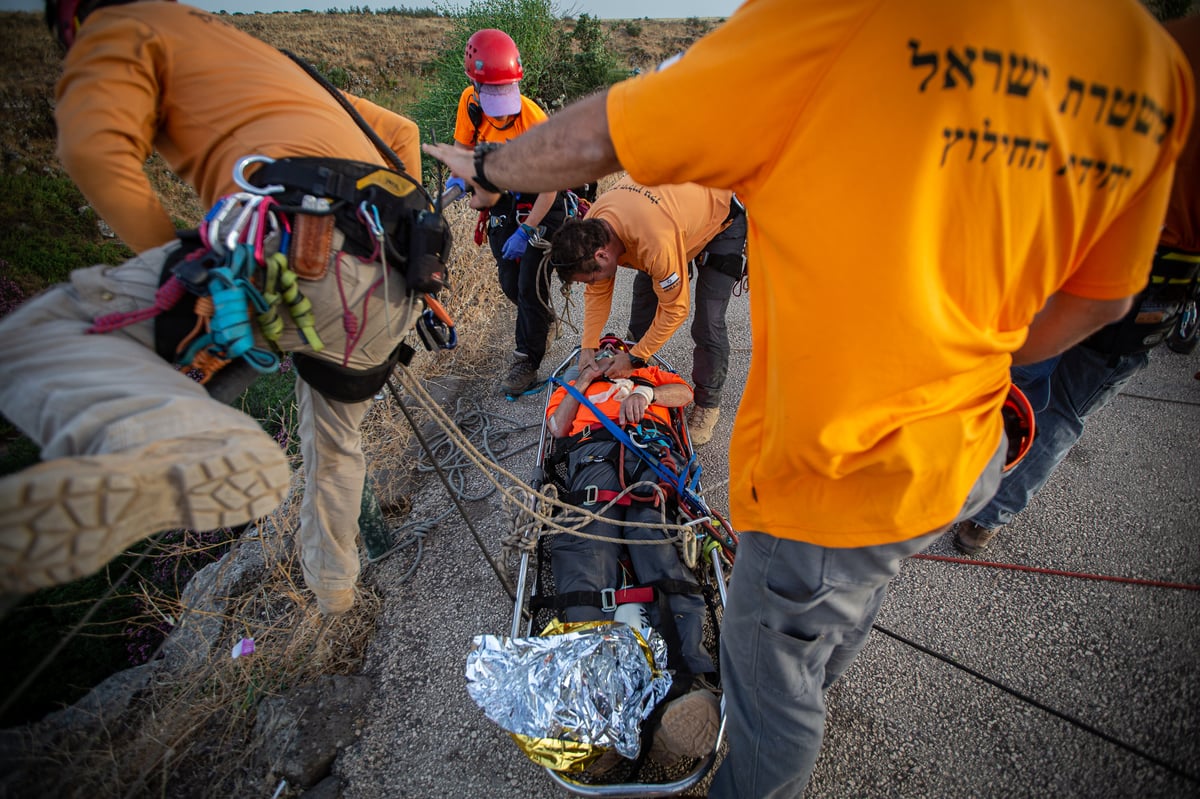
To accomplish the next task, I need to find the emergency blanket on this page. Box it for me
[465,620,672,770]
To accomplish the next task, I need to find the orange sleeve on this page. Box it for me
[631,274,689,361]
[55,14,175,252]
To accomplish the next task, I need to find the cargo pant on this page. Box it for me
[0,234,418,604]
[709,437,1007,799]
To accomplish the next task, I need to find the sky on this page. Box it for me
[0,0,742,19]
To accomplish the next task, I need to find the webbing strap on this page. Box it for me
[530,580,700,614]
[567,485,662,507]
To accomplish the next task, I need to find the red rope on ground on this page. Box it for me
[911,552,1200,591]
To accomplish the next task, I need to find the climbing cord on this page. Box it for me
[912,552,1200,592]
[867,550,1200,785]
[387,363,712,558]
[871,622,1200,785]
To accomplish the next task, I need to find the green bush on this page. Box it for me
[0,172,135,295]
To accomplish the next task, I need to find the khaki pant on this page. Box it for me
[0,237,418,601]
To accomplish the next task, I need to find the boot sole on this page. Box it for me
[648,690,720,763]
[0,432,291,594]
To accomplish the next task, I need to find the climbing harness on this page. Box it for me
[548,369,737,562]
[88,154,455,390]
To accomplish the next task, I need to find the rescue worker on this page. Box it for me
[0,0,432,617]
[451,28,573,398]
[545,344,719,766]
[422,0,1194,794]
[548,177,747,445]
[954,13,1200,555]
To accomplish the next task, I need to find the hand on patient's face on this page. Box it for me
[600,351,634,379]
[578,348,598,373]
[578,362,602,384]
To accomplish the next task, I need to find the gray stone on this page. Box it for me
[255,675,370,789]
[160,529,268,672]
[301,774,343,799]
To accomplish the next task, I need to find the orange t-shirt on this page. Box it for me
[55,3,421,253]
[453,85,547,147]
[606,0,1194,546]
[545,366,687,437]
[582,178,734,361]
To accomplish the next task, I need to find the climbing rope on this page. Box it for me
[871,623,1200,785]
[387,363,708,557]
[912,552,1200,591]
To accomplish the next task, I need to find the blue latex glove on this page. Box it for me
[502,224,534,261]
[446,176,467,194]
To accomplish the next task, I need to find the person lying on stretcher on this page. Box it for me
[545,349,720,768]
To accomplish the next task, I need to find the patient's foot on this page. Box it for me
[647,688,720,765]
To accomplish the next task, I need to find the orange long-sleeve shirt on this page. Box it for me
[582,178,733,361]
[55,2,421,253]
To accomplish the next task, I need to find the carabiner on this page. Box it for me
[224,195,261,255]
[233,155,284,195]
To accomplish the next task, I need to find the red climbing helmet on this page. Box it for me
[1001,382,1036,472]
[464,28,524,84]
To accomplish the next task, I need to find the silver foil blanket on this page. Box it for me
[465,622,673,759]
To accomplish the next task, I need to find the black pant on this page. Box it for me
[549,439,715,676]
[487,192,569,366]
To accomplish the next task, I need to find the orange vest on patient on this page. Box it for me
[545,366,688,437]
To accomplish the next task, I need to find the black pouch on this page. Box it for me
[292,343,414,404]
[406,210,453,294]
[699,251,747,280]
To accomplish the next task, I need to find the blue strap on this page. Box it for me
[552,377,711,516]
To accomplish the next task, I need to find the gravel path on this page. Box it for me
[336,274,1200,798]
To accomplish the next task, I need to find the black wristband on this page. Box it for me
[473,142,503,194]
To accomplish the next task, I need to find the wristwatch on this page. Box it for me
[473,142,503,194]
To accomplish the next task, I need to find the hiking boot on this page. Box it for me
[0,429,291,595]
[952,521,1000,555]
[501,356,539,396]
[647,688,720,765]
[687,406,720,447]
